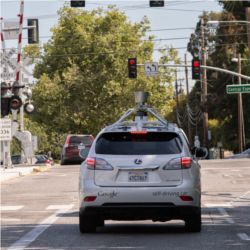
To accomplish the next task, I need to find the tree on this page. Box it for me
[26,6,178,157]
[187,2,250,151]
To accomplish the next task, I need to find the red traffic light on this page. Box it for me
[128,58,137,78]
[128,59,136,65]
[193,60,200,67]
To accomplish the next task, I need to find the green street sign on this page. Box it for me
[226,84,250,94]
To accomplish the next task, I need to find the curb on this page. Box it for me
[0,165,52,183]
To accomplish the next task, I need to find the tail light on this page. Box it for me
[163,157,192,170]
[180,195,193,201]
[181,157,192,168]
[45,159,51,164]
[130,131,148,135]
[86,157,113,170]
[65,135,70,147]
[84,196,97,202]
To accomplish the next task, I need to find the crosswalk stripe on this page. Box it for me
[46,205,74,210]
[1,206,24,211]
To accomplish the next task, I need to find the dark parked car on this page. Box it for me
[11,155,26,165]
[61,134,94,165]
[227,148,250,159]
[34,155,52,166]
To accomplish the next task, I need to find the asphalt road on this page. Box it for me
[1,159,250,250]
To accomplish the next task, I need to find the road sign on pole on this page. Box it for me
[145,62,158,76]
[0,118,12,141]
[226,84,250,94]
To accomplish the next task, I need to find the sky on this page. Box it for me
[1,0,223,86]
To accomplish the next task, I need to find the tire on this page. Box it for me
[79,212,98,233]
[185,208,201,232]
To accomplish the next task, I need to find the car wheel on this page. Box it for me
[79,212,98,233]
[185,208,201,232]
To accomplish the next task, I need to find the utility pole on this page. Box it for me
[237,53,243,153]
[246,7,250,49]
[185,53,192,144]
[201,18,208,148]
[175,70,180,127]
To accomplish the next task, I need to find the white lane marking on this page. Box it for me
[230,191,250,206]
[1,206,24,211]
[204,203,233,208]
[217,207,234,224]
[7,204,74,250]
[46,205,74,210]
[238,233,250,241]
[202,167,250,170]
[1,218,21,222]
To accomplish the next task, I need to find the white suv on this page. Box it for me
[79,101,203,233]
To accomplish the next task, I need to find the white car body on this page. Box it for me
[79,107,202,233]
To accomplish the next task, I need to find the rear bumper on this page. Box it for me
[80,204,200,221]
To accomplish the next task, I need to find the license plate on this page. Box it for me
[128,172,148,182]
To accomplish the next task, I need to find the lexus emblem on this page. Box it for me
[134,159,142,165]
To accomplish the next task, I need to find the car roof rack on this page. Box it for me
[104,91,178,132]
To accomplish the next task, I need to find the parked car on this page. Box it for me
[11,155,26,165]
[78,101,206,233]
[61,134,94,165]
[34,154,52,166]
[227,148,250,159]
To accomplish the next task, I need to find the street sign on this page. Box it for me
[0,72,16,78]
[0,119,12,141]
[145,62,159,76]
[226,84,250,94]
[3,21,19,40]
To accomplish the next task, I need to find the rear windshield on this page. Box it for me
[69,136,93,145]
[95,132,182,155]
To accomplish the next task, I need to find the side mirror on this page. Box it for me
[192,147,208,159]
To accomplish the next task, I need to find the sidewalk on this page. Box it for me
[0,164,52,183]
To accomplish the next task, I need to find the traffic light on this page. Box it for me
[192,59,201,80]
[150,1,164,7]
[1,98,10,117]
[242,1,250,7]
[27,19,39,44]
[10,95,22,110]
[128,58,137,78]
[71,1,85,7]
[1,82,11,117]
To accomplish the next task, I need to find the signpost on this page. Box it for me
[145,62,159,76]
[226,84,250,94]
[0,119,12,141]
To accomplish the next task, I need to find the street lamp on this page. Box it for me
[207,20,250,25]
[207,20,250,49]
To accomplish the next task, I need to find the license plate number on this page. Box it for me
[128,172,148,182]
